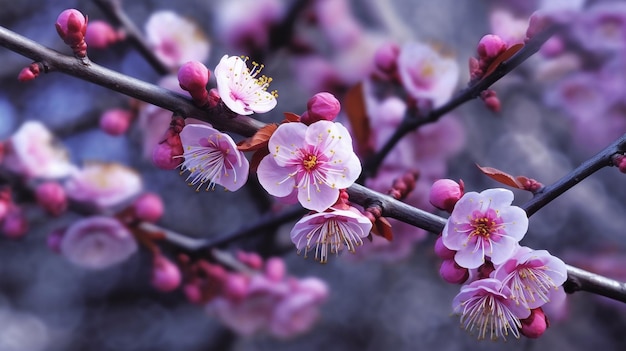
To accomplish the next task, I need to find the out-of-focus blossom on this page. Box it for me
[4,121,77,179]
[1,207,28,239]
[494,247,568,309]
[290,208,372,263]
[397,42,459,107]
[453,278,530,340]
[214,0,285,52]
[571,2,626,53]
[257,121,361,212]
[64,162,142,210]
[314,0,363,49]
[151,255,182,292]
[213,55,278,115]
[85,20,121,49]
[35,181,68,217]
[60,216,137,270]
[489,9,528,46]
[178,123,249,191]
[442,188,528,269]
[145,11,210,69]
[99,108,134,136]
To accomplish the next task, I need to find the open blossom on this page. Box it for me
[442,188,528,269]
[64,162,142,210]
[290,208,372,263]
[397,42,459,107]
[178,123,249,191]
[60,216,138,270]
[145,11,210,69]
[213,55,277,115]
[453,278,531,340]
[257,120,361,212]
[494,246,568,309]
[4,121,77,179]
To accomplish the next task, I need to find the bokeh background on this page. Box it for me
[1,0,626,350]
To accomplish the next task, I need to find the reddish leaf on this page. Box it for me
[249,148,270,172]
[283,112,300,123]
[237,123,277,152]
[483,43,524,78]
[372,217,393,241]
[476,164,524,189]
[343,82,372,155]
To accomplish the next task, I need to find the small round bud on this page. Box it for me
[56,9,88,57]
[374,42,400,74]
[265,257,286,282]
[236,251,264,270]
[477,34,507,60]
[35,181,68,216]
[520,308,548,338]
[481,89,501,113]
[434,235,455,259]
[151,256,182,292]
[152,140,183,170]
[183,281,204,304]
[85,20,119,49]
[99,109,133,136]
[178,61,210,93]
[18,64,40,82]
[223,274,249,301]
[439,259,469,284]
[133,192,164,223]
[429,179,464,213]
[301,92,341,125]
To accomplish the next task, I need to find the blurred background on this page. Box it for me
[1,0,626,350]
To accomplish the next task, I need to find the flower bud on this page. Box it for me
[178,61,211,105]
[223,273,249,302]
[434,235,455,259]
[56,9,88,57]
[18,64,40,82]
[477,34,507,60]
[85,20,119,49]
[133,192,164,223]
[429,179,464,213]
[183,281,204,304]
[236,250,264,270]
[374,42,400,74]
[301,92,341,125]
[151,255,182,292]
[481,89,501,113]
[439,259,469,284]
[99,109,133,136]
[152,138,183,170]
[2,207,28,239]
[35,181,68,216]
[520,308,548,338]
[265,257,286,282]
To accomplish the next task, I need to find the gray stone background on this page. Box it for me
[1,0,626,350]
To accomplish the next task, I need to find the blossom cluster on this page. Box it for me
[431,182,568,340]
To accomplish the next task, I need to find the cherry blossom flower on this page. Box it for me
[144,11,210,69]
[290,208,372,263]
[442,188,528,269]
[60,216,138,270]
[494,246,568,309]
[453,278,530,340]
[256,120,361,212]
[214,55,278,115]
[397,42,459,107]
[178,123,249,191]
[64,162,142,210]
[4,121,77,179]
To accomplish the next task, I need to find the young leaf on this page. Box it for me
[476,164,524,189]
[237,123,277,152]
[343,82,372,155]
[483,43,524,78]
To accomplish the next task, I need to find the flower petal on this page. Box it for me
[297,182,339,212]
[268,122,308,167]
[257,155,296,197]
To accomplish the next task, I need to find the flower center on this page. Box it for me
[302,154,318,171]
[470,217,497,238]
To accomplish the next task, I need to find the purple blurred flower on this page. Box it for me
[572,2,626,53]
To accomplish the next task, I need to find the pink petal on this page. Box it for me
[257,156,297,197]
[454,245,485,269]
[268,122,308,167]
[218,153,250,191]
[179,123,220,146]
[297,182,339,212]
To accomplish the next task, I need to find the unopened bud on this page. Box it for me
[151,255,182,292]
[18,63,41,82]
[1,208,28,239]
[301,92,341,125]
[374,42,400,74]
[520,308,549,338]
[477,34,507,61]
[429,179,464,213]
[439,259,469,284]
[85,20,119,49]
[99,109,133,136]
[56,9,88,57]
[434,235,455,260]
[35,181,67,216]
[265,257,286,282]
[133,192,164,223]
[481,89,501,113]
[178,61,211,106]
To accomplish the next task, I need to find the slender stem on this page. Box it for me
[361,25,561,180]
[93,0,171,75]
[522,133,626,216]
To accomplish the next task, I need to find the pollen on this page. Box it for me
[303,154,318,171]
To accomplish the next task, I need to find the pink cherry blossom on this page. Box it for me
[257,120,362,212]
[213,55,278,115]
[64,162,142,210]
[178,123,249,191]
[144,11,210,69]
[397,42,459,107]
[442,188,528,269]
[494,246,568,309]
[453,278,530,340]
[60,216,138,270]
[4,121,77,179]
[290,208,372,263]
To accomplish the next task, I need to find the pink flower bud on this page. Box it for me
[207,88,221,108]
[85,20,119,49]
[133,192,164,223]
[477,34,507,61]
[374,42,400,74]
[481,89,501,113]
[301,92,341,125]
[236,250,264,270]
[439,259,469,284]
[613,155,626,174]
[18,64,40,82]
[56,9,88,57]
[184,281,204,304]
[429,179,464,213]
[152,139,183,170]
[1,208,28,239]
[224,274,249,301]
[434,235,455,259]
[99,109,133,136]
[35,181,68,217]
[265,257,286,282]
[520,308,548,338]
[151,256,182,292]
[178,61,211,105]
[526,12,551,42]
